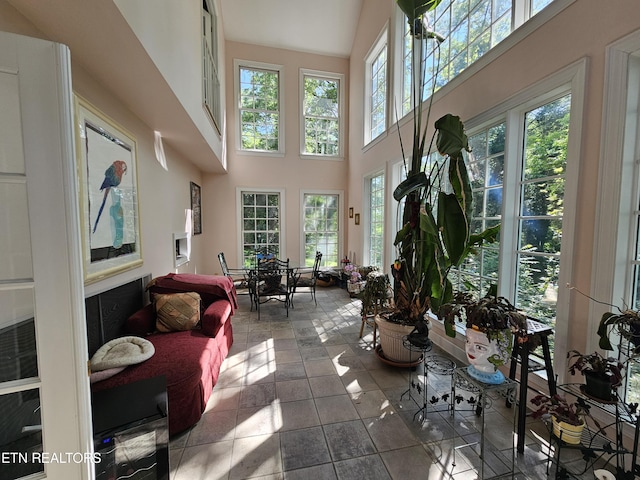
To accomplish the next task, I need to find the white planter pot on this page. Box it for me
[465,327,513,384]
[375,316,423,364]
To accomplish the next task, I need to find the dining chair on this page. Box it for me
[250,255,291,320]
[218,252,253,309]
[291,251,322,307]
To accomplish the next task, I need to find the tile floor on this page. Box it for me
[167,286,609,479]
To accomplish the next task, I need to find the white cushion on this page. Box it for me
[90,336,155,372]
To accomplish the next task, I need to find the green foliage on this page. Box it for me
[392,2,499,325]
[396,0,443,23]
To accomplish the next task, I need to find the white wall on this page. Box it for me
[0,2,207,298]
[114,0,226,170]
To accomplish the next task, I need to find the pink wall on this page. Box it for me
[346,0,640,355]
[203,41,350,271]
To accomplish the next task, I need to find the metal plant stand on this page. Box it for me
[401,336,457,422]
[452,366,518,479]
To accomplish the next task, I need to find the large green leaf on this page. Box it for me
[448,153,472,220]
[438,191,468,266]
[435,114,469,156]
[419,206,439,238]
[393,172,429,201]
[397,0,442,22]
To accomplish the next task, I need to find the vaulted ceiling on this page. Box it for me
[220,0,363,58]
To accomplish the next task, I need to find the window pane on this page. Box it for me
[304,75,340,155]
[0,389,43,480]
[241,191,281,266]
[520,219,563,253]
[454,121,505,297]
[516,253,559,324]
[369,174,385,268]
[515,94,570,360]
[524,95,571,181]
[402,0,521,107]
[0,289,37,383]
[370,44,387,140]
[239,66,279,152]
[302,194,340,266]
[522,179,565,216]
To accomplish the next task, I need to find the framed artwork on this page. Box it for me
[349,207,354,218]
[191,182,202,235]
[75,95,142,284]
[354,213,360,225]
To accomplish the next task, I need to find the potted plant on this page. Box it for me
[597,309,640,356]
[531,393,589,445]
[343,263,364,297]
[437,290,528,383]
[567,350,625,402]
[377,0,499,364]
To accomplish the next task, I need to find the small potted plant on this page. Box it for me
[598,309,640,356]
[343,263,364,297]
[437,289,528,383]
[531,393,589,444]
[567,350,625,402]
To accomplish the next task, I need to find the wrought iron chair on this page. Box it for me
[249,255,291,319]
[218,252,253,309]
[291,251,322,307]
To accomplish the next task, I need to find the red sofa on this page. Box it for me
[91,273,237,436]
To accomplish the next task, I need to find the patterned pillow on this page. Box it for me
[154,292,201,332]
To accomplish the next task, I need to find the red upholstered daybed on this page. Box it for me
[91,273,236,436]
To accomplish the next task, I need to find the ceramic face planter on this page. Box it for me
[465,327,511,384]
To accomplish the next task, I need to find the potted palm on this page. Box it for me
[531,393,590,445]
[376,0,499,364]
[438,290,528,383]
[567,350,625,402]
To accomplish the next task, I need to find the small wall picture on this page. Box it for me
[349,207,354,218]
[354,213,360,225]
[191,182,202,235]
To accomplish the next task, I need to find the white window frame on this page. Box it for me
[299,69,345,160]
[202,0,222,135]
[460,59,586,385]
[299,189,345,267]
[592,31,640,405]
[234,59,285,156]
[236,187,286,267]
[364,24,389,147]
[364,170,386,268]
[391,0,575,124]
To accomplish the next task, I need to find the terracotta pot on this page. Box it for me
[552,416,585,445]
[375,316,423,364]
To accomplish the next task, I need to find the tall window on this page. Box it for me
[605,47,640,404]
[515,95,571,328]
[301,70,343,157]
[236,61,283,153]
[399,0,560,116]
[451,87,576,367]
[365,29,388,144]
[302,193,340,267]
[202,0,221,133]
[240,191,281,267]
[454,122,505,296]
[368,173,385,268]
